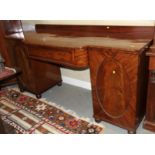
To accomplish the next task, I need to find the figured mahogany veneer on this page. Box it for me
[88,40,152,133]
[27,45,88,69]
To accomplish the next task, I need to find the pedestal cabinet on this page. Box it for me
[88,44,150,133]
[143,46,155,132]
[12,42,62,98]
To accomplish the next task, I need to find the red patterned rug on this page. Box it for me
[0,89,104,134]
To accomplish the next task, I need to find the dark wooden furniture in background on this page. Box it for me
[0,20,23,87]
[0,21,18,67]
[0,20,23,66]
[143,45,155,132]
[0,21,10,66]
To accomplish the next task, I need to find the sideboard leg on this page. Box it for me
[19,86,25,92]
[36,94,42,99]
[16,77,24,92]
[95,118,102,123]
[57,81,62,86]
[128,130,136,134]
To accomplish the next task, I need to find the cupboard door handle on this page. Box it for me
[112,70,116,74]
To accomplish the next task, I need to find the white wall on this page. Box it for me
[22,20,154,26]
[22,20,154,89]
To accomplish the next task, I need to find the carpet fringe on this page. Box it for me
[10,87,105,130]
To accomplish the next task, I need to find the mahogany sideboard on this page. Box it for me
[3,22,155,133]
[21,31,153,133]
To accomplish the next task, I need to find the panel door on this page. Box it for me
[89,48,139,129]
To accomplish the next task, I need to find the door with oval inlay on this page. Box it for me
[89,47,139,130]
[96,57,130,118]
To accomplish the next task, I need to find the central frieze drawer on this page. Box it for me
[27,45,73,64]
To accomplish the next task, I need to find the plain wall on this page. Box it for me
[22,20,154,26]
[22,20,154,83]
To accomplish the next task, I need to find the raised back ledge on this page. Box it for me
[35,24,154,39]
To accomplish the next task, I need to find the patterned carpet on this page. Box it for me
[0,89,104,134]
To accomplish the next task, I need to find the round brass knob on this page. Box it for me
[112,70,116,74]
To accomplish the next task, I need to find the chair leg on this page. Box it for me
[16,77,24,92]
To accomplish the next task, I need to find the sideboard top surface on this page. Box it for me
[19,31,151,52]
